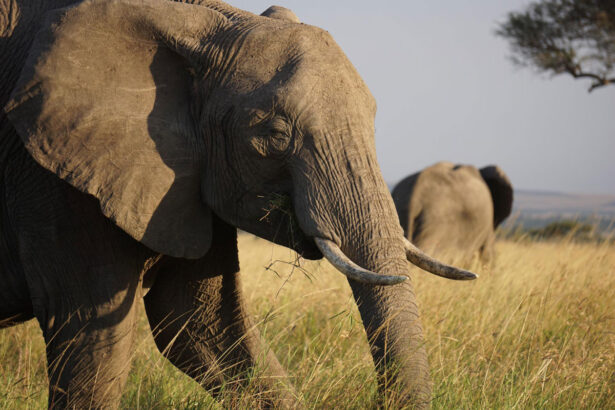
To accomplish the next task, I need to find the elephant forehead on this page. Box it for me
[220,23,376,113]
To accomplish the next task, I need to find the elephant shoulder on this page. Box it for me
[414,162,459,197]
[413,162,491,219]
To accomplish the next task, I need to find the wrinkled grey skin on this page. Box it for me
[1,0,433,408]
[392,162,513,265]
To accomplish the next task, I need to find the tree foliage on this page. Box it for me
[497,0,615,91]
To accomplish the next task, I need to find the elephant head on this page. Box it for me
[5,0,475,404]
[260,5,300,23]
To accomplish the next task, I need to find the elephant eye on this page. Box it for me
[264,118,292,154]
[268,131,291,154]
[268,117,290,134]
[247,115,294,157]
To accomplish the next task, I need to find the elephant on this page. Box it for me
[260,5,300,23]
[392,162,514,265]
[0,1,477,408]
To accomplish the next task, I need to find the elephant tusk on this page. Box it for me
[404,239,478,280]
[314,238,408,286]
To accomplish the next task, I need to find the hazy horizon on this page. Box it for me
[232,1,615,196]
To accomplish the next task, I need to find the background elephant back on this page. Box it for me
[394,163,494,264]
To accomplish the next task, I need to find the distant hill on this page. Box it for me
[506,190,615,234]
[512,189,615,217]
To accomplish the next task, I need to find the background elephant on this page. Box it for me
[392,162,514,265]
[0,1,474,408]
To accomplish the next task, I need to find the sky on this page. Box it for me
[231,0,615,195]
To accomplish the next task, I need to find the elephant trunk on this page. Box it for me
[291,129,434,405]
[295,176,432,406]
[339,202,432,407]
[348,265,432,407]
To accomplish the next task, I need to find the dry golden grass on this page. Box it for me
[0,235,613,408]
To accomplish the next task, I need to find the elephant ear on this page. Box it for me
[480,165,514,228]
[260,5,301,23]
[4,0,227,259]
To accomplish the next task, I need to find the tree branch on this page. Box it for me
[588,78,614,92]
[565,65,613,92]
[497,0,615,93]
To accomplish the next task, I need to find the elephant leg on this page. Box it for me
[479,231,496,265]
[144,216,298,408]
[0,174,33,328]
[27,234,150,408]
[0,257,33,328]
[0,265,33,328]
[5,160,156,408]
[39,265,141,409]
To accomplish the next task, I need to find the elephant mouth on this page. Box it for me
[283,225,322,260]
[253,192,322,260]
[293,237,321,260]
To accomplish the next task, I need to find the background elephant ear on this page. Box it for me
[480,165,514,228]
[4,0,228,259]
[260,5,301,23]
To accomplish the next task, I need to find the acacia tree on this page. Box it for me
[497,0,615,92]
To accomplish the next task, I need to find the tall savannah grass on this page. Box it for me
[0,234,613,408]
